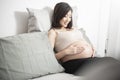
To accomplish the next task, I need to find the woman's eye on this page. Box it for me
[64,15,72,19]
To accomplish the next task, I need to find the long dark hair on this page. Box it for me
[51,2,73,29]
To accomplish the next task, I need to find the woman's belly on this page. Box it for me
[61,40,93,62]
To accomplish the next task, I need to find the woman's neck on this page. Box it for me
[60,27,74,31]
[60,27,67,31]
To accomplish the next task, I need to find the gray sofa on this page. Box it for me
[0,31,120,80]
[0,32,83,80]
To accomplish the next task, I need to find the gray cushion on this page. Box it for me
[0,32,64,80]
[27,7,52,32]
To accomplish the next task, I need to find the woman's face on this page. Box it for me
[59,10,72,28]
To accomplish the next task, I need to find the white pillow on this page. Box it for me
[0,32,64,80]
[27,7,52,32]
[27,7,78,32]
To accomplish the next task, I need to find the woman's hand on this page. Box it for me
[65,45,84,55]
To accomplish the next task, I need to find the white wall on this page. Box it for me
[97,0,111,56]
[0,0,28,37]
[0,0,109,57]
[107,0,120,60]
[0,0,79,37]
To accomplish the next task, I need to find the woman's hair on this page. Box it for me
[51,2,73,29]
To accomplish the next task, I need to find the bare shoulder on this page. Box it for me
[48,29,56,36]
[71,27,79,30]
[73,26,80,29]
[48,29,55,33]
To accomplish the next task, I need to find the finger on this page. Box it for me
[81,47,84,50]
[74,47,77,54]
[79,47,84,53]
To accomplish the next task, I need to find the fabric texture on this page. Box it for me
[62,57,101,74]
[27,7,78,32]
[54,29,83,52]
[29,73,82,80]
[0,32,64,80]
[62,57,120,77]
[27,7,52,32]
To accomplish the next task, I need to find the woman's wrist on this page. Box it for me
[55,49,68,60]
[62,49,68,56]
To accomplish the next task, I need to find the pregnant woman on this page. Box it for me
[48,2,95,74]
[48,2,120,78]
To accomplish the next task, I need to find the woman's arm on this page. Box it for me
[48,29,68,60]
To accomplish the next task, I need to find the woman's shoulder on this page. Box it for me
[49,28,55,32]
[71,27,80,31]
[48,28,56,35]
[48,28,63,36]
[72,27,84,34]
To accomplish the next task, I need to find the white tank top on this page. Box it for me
[54,29,83,52]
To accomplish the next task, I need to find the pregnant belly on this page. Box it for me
[61,45,93,62]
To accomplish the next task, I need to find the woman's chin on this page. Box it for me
[62,24,68,27]
[64,26,68,28]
